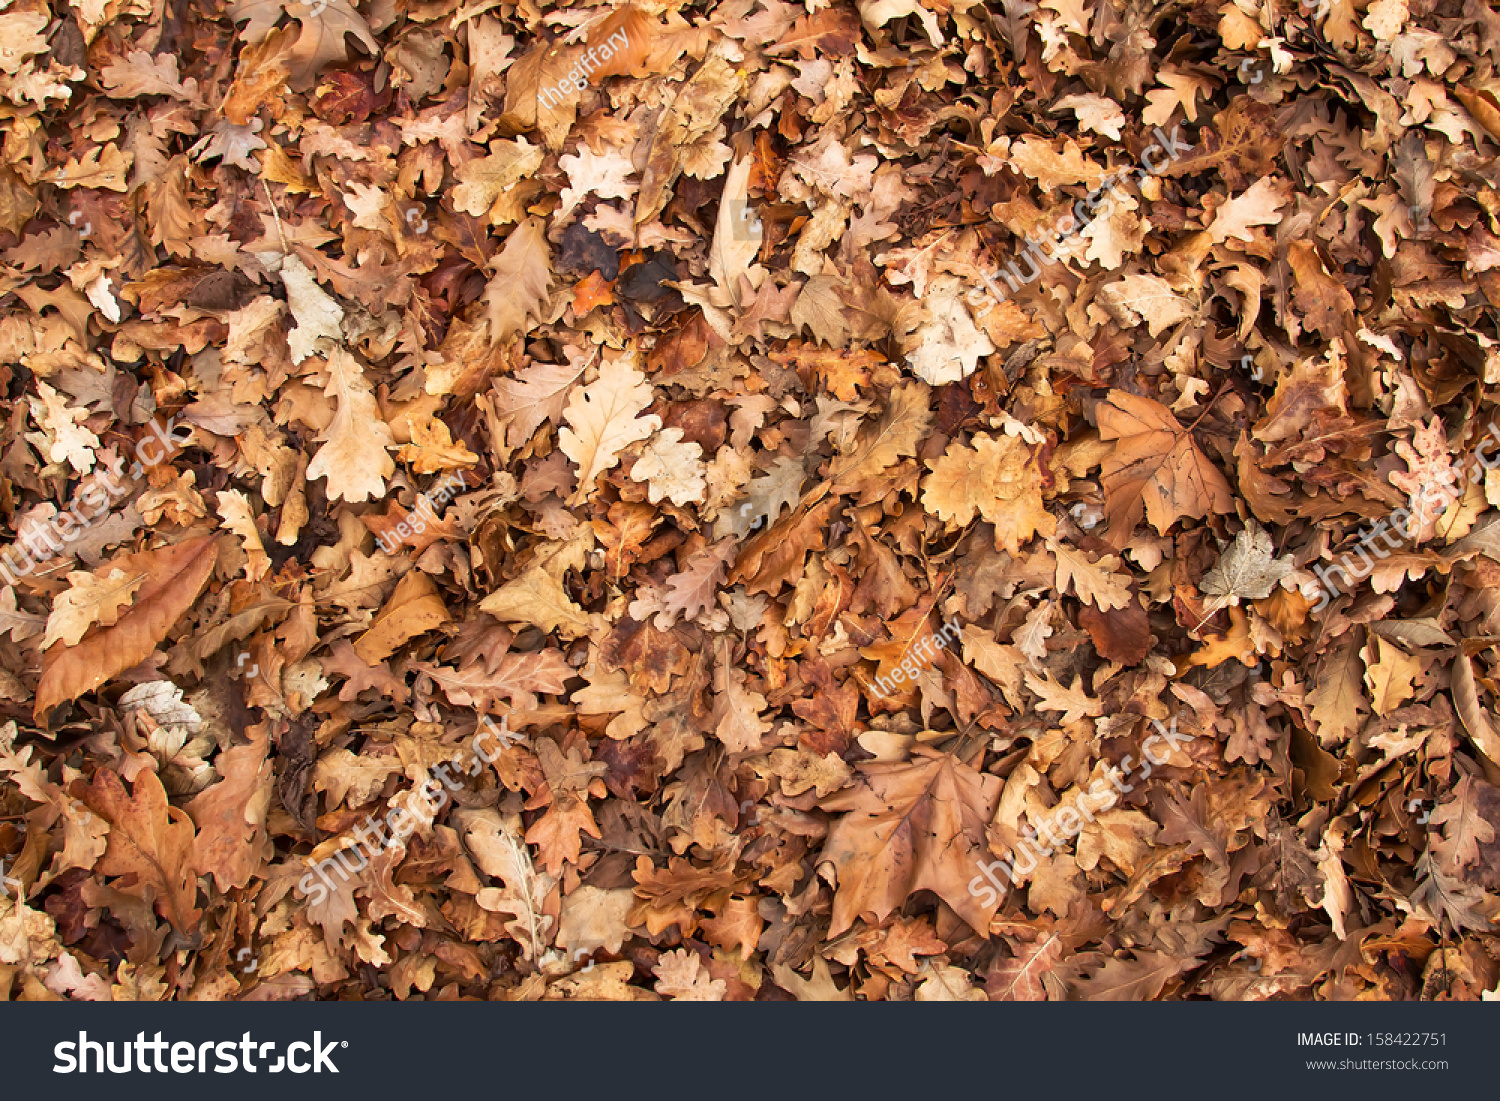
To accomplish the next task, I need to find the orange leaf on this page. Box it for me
[572,270,615,314]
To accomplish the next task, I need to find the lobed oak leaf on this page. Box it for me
[353,570,451,664]
[1307,637,1367,747]
[459,808,556,959]
[0,586,44,643]
[1428,775,1497,872]
[827,380,932,493]
[1047,538,1132,611]
[479,565,600,640]
[922,433,1056,553]
[36,536,218,722]
[1069,949,1196,1000]
[771,955,853,1001]
[487,357,586,456]
[631,428,707,506]
[653,948,727,1001]
[99,50,202,103]
[414,648,572,712]
[279,253,343,365]
[26,381,98,475]
[557,884,635,958]
[79,768,201,932]
[228,0,378,90]
[312,746,402,809]
[304,347,395,503]
[558,354,662,504]
[1022,670,1102,724]
[483,217,556,350]
[185,723,273,892]
[452,139,545,223]
[52,144,132,192]
[42,567,144,650]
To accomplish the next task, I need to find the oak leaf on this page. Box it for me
[79,768,200,932]
[558,354,662,504]
[922,433,1056,553]
[488,357,585,456]
[414,648,573,712]
[36,536,218,721]
[228,0,378,89]
[305,347,395,503]
[484,216,555,345]
[185,723,273,892]
[42,567,144,650]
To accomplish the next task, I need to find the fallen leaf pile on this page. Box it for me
[1,0,1499,1003]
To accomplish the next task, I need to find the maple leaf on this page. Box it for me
[79,768,200,932]
[36,537,218,722]
[1096,390,1234,546]
[1199,520,1292,607]
[558,354,662,504]
[817,747,1002,936]
[923,433,1056,553]
[305,347,395,503]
